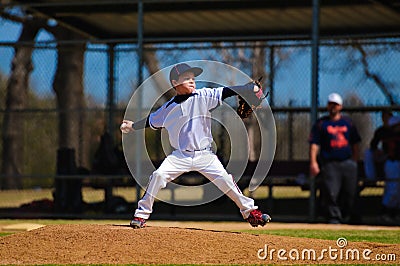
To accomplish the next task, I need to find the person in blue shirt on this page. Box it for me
[380,116,400,223]
[309,93,361,224]
[364,109,393,181]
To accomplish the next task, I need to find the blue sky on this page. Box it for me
[1,17,399,109]
[0,19,21,75]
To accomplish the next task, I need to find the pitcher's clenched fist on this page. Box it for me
[120,120,134,134]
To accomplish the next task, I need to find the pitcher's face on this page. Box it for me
[172,72,196,95]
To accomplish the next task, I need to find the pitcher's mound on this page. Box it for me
[0,224,398,265]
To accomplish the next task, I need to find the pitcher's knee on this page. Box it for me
[151,170,168,188]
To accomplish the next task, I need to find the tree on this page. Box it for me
[142,49,172,161]
[344,94,374,158]
[144,49,175,100]
[356,44,397,106]
[246,42,266,161]
[1,8,90,193]
[52,30,89,169]
[1,18,43,189]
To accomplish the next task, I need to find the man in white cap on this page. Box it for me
[309,93,361,224]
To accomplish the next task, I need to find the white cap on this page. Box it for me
[388,116,400,126]
[328,93,343,105]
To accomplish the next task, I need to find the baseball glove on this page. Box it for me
[237,77,267,119]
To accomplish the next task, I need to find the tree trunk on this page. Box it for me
[247,43,266,161]
[143,50,171,160]
[1,22,41,189]
[143,50,175,100]
[53,30,89,169]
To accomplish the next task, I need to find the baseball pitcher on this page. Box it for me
[121,63,271,228]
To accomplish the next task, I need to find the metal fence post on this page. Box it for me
[135,0,144,204]
[309,175,317,222]
[309,0,320,222]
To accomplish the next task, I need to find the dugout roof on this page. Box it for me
[5,0,400,42]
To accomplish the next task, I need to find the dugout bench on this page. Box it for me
[77,159,386,220]
[73,160,311,214]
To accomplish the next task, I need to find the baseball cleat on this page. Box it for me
[246,209,271,227]
[130,217,146,229]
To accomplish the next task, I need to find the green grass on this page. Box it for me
[242,229,400,244]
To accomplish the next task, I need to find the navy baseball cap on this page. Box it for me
[169,63,203,84]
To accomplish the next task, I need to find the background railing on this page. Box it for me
[1,34,399,222]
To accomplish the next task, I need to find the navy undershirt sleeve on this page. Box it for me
[222,83,253,100]
[133,116,150,130]
[222,87,236,100]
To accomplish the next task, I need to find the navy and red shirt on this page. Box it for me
[309,115,361,161]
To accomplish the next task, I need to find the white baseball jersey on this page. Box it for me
[134,87,258,220]
[149,87,223,151]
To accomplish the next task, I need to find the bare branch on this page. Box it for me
[0,9,26,23]
[355,44,396,105]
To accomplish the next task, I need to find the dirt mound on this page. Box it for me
[0,224,398,265]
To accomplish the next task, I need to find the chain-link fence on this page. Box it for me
[1,22,399,222]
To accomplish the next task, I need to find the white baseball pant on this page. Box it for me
[134,149,257,220]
